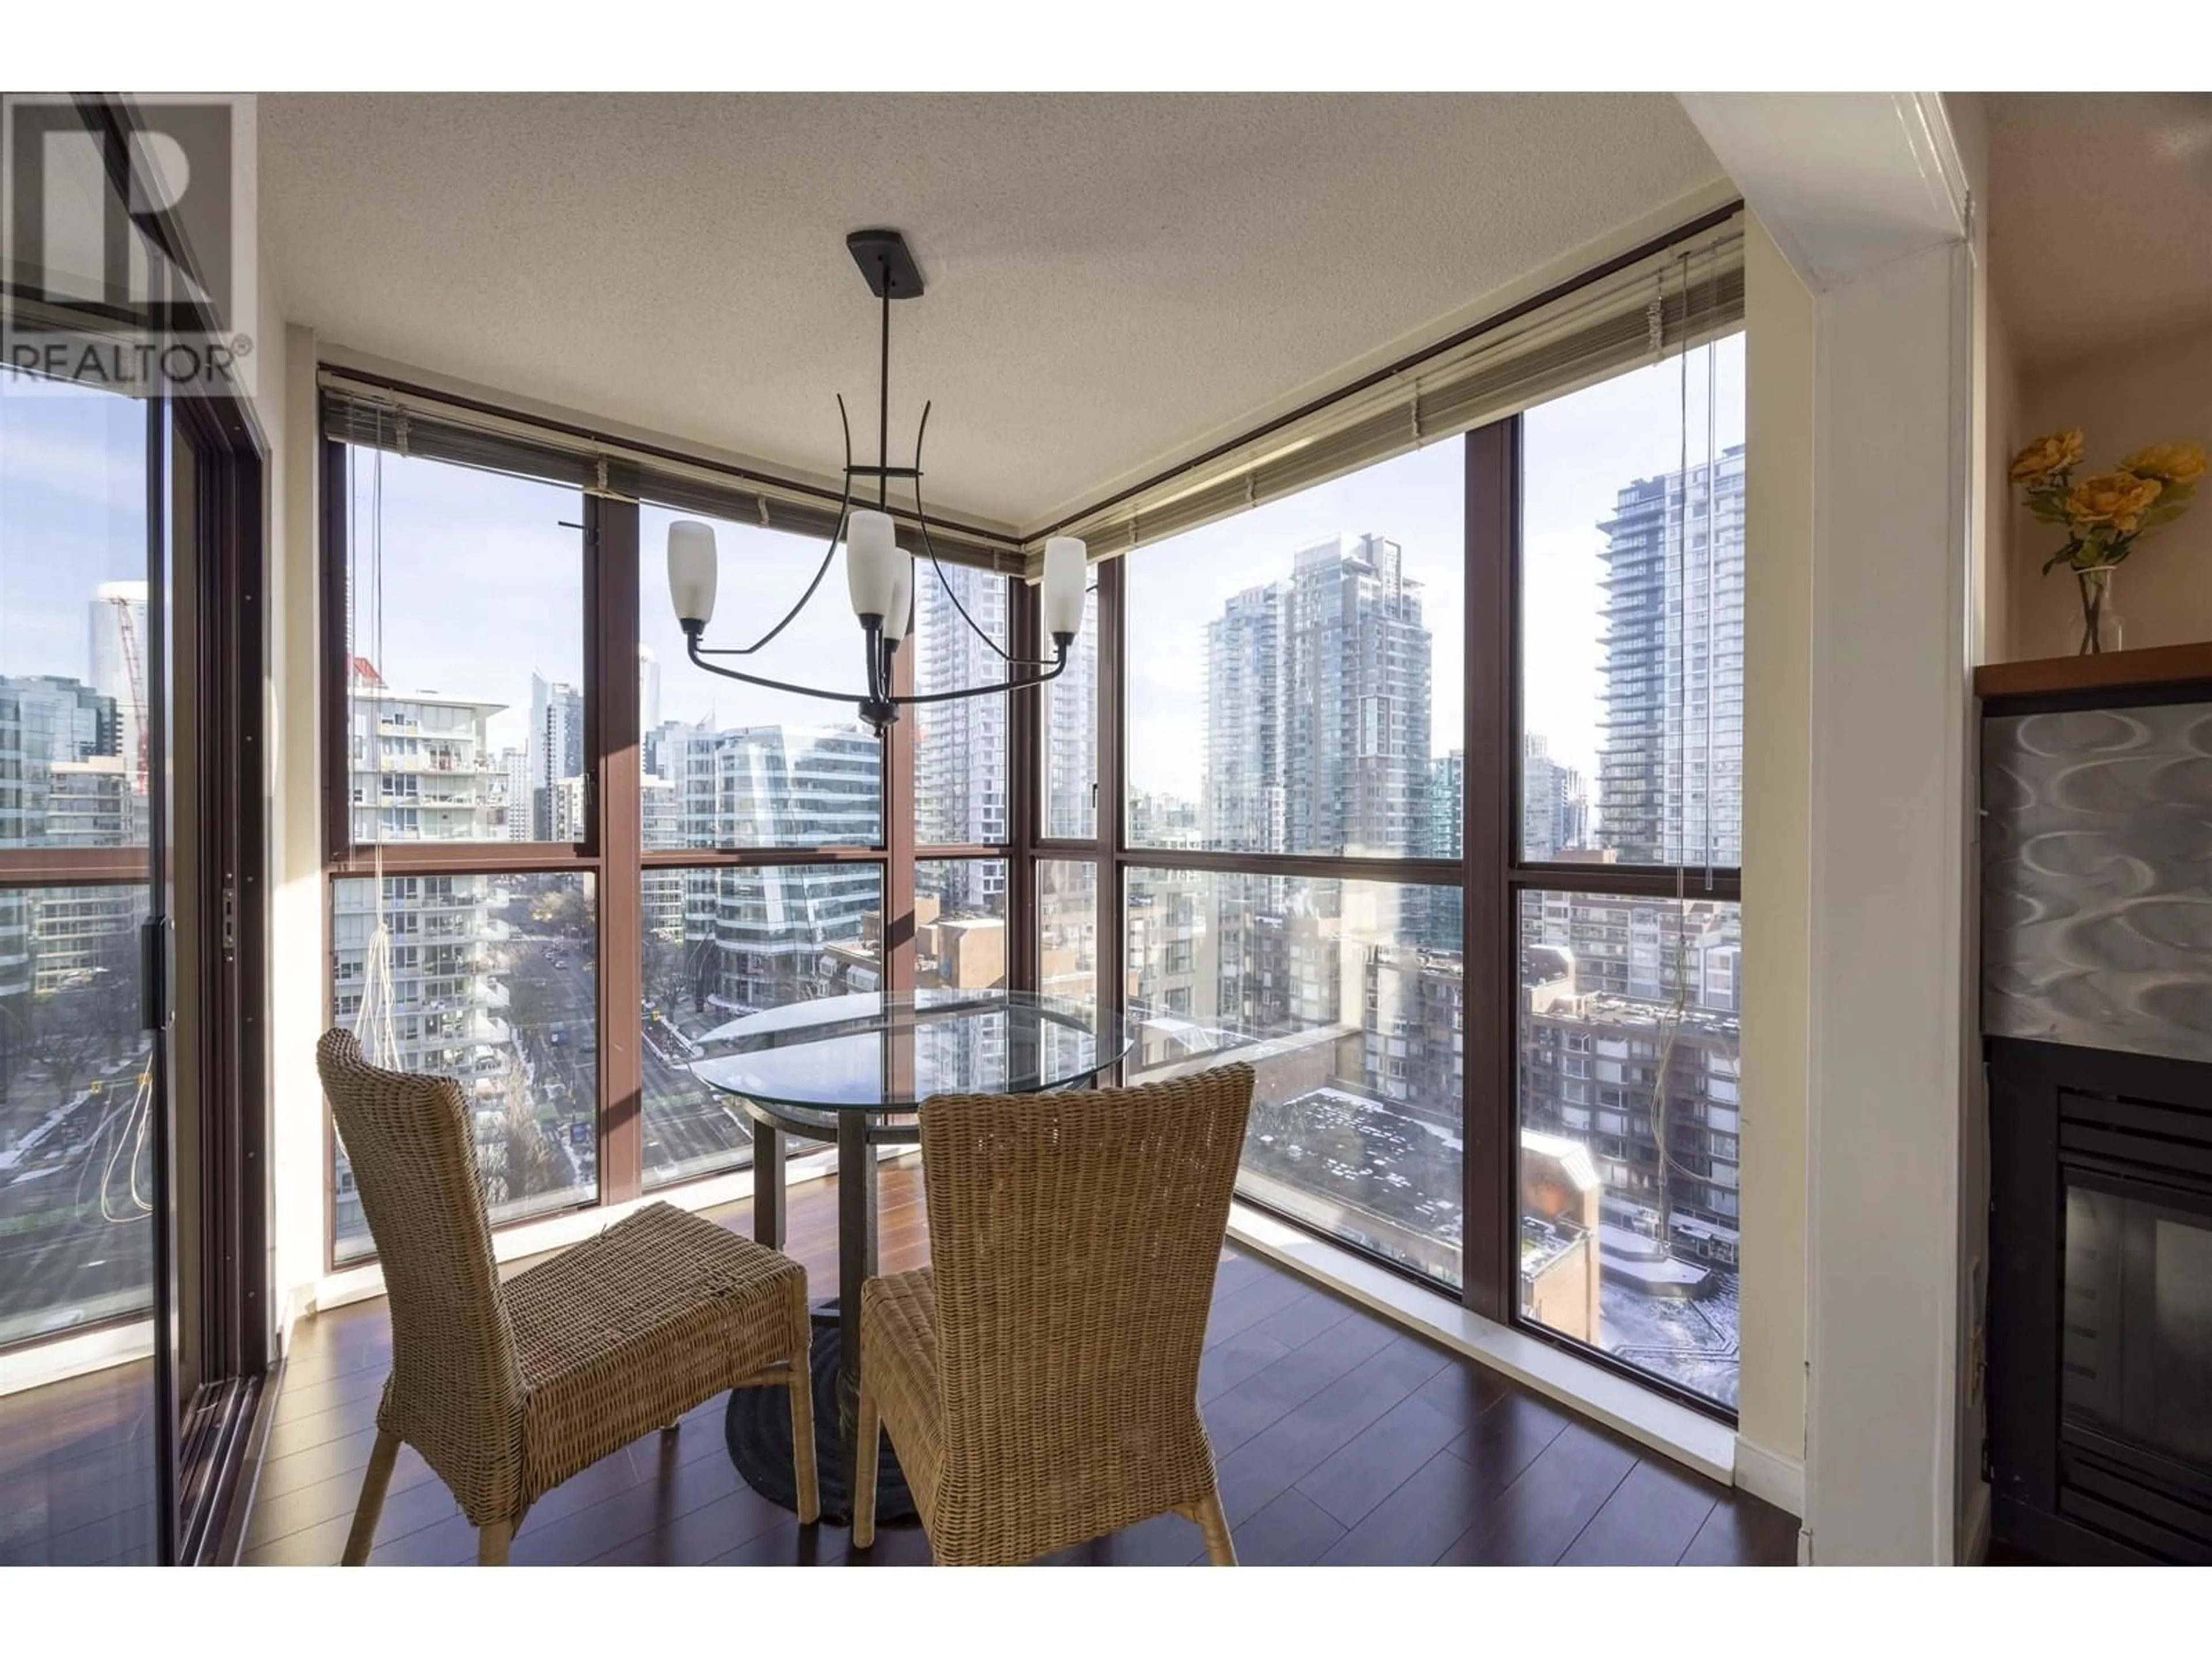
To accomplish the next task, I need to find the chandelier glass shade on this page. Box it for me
[667,228,1088,738]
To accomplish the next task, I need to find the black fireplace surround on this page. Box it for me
[1981,681,2212,1566]
[1989,1040,2212,1565]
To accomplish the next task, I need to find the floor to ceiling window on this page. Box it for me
[1508,334,1745,1409]
[1066,215,1747,1414]
[325,456,600,1263]
[319,393,1024,1256]
[1,382,156,1354]
[1117,444,1468,1288]
[314,209,1745,1416]
[6,353,270,1562]
[634,505,887,1192]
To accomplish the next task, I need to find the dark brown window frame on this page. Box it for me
[1092,415,1743,1425]
[1,369,273,1558]
[317,421,1016,1271]
[313,291,1747,1422]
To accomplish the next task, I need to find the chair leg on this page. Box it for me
[787,1339,821,1526]
[478,1521,513,1566]
[850,1370,882,1550]
[340,1428,401,1565]
[1186,1490,1237,1566]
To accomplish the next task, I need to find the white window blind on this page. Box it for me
[1038,214,1745,569]
[317,370,1028,576]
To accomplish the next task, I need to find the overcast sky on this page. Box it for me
[5,337,1743,802]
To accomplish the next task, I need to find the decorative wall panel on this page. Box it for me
[1983,700,2212,1063]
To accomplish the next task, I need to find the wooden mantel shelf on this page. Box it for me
[1975,642,2212,702]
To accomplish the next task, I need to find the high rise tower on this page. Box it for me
[638,644,662,736]
[1596,445,1745,866]
[913,563,1009,915]
[1201,535,1431,858]
[1203,583,1282,854]
[528,672,585,841]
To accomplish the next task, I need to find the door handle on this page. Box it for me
[140,915,175,1032]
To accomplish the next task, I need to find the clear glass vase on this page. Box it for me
[2075,566,2123,656]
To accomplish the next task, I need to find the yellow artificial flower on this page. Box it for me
[2120,441,2207,486]
[2066,470,2165,534]
[2010,428,2085,484]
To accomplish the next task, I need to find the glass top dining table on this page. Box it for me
[687,988,1137,1526]
[690,987,1138,1116]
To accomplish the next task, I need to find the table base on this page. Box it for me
[724,1315,918,1528]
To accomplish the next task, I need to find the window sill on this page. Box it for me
[1225,1201,1736,1486]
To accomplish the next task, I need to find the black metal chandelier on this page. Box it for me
[666,228,1089,740]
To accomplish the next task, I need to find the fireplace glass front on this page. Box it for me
[2063,1183,2212,1472]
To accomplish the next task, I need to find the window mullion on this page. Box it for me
[1007,578,1040,994]
[593,495,645,1206]
[1097,556,1127,1067]
[886,620,916,997]
[1463,419,1518,1325]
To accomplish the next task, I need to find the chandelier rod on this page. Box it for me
[878,264,892,510]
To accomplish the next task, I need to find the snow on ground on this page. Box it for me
[1596,1272,1740,1410]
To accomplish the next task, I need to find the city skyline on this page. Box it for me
[1522,334,1746,822]
[1,358,1748,1399]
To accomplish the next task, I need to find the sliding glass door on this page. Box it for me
[0,94,268,1562]
[0,378,168,1565]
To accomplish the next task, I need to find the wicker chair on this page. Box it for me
[315,1028,817,1565]
[852,1063,1255,1566]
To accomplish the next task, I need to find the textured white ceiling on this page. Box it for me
[1988,93,2212,372]
[261,93,1725,530]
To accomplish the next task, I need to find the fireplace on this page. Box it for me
[1982,680,2212,1566]
[1989,1044,2212,1564]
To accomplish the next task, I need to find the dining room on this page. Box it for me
[226,84,1800,1571]
[9,53,2149,1623]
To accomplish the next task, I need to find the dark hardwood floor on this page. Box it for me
[240,1164,1799,1567]
[0,1356,161,1566]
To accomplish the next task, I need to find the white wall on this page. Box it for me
[269,320,324,1342]
[1683,91,1981,1566]
[249,241,298,1355]
[1736,215,1814,1521]
[1803,240,1975,1565]
[1984,313,2024,665]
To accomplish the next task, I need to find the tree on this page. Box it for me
[530,884,592,938]
[10,979,119,1111]
[502,954,553,1040]
[642,933,687,1020]
[498,1060,556,1206]
[642,929,717,1021]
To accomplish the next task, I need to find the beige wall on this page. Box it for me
[244,243,302,1351]
[1736,215,1814,1509]
[1983,310,2022,663]
[2003,321,2212,660]
[269,320,324,1338]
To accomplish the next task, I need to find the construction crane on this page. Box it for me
[109,593,147,796]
